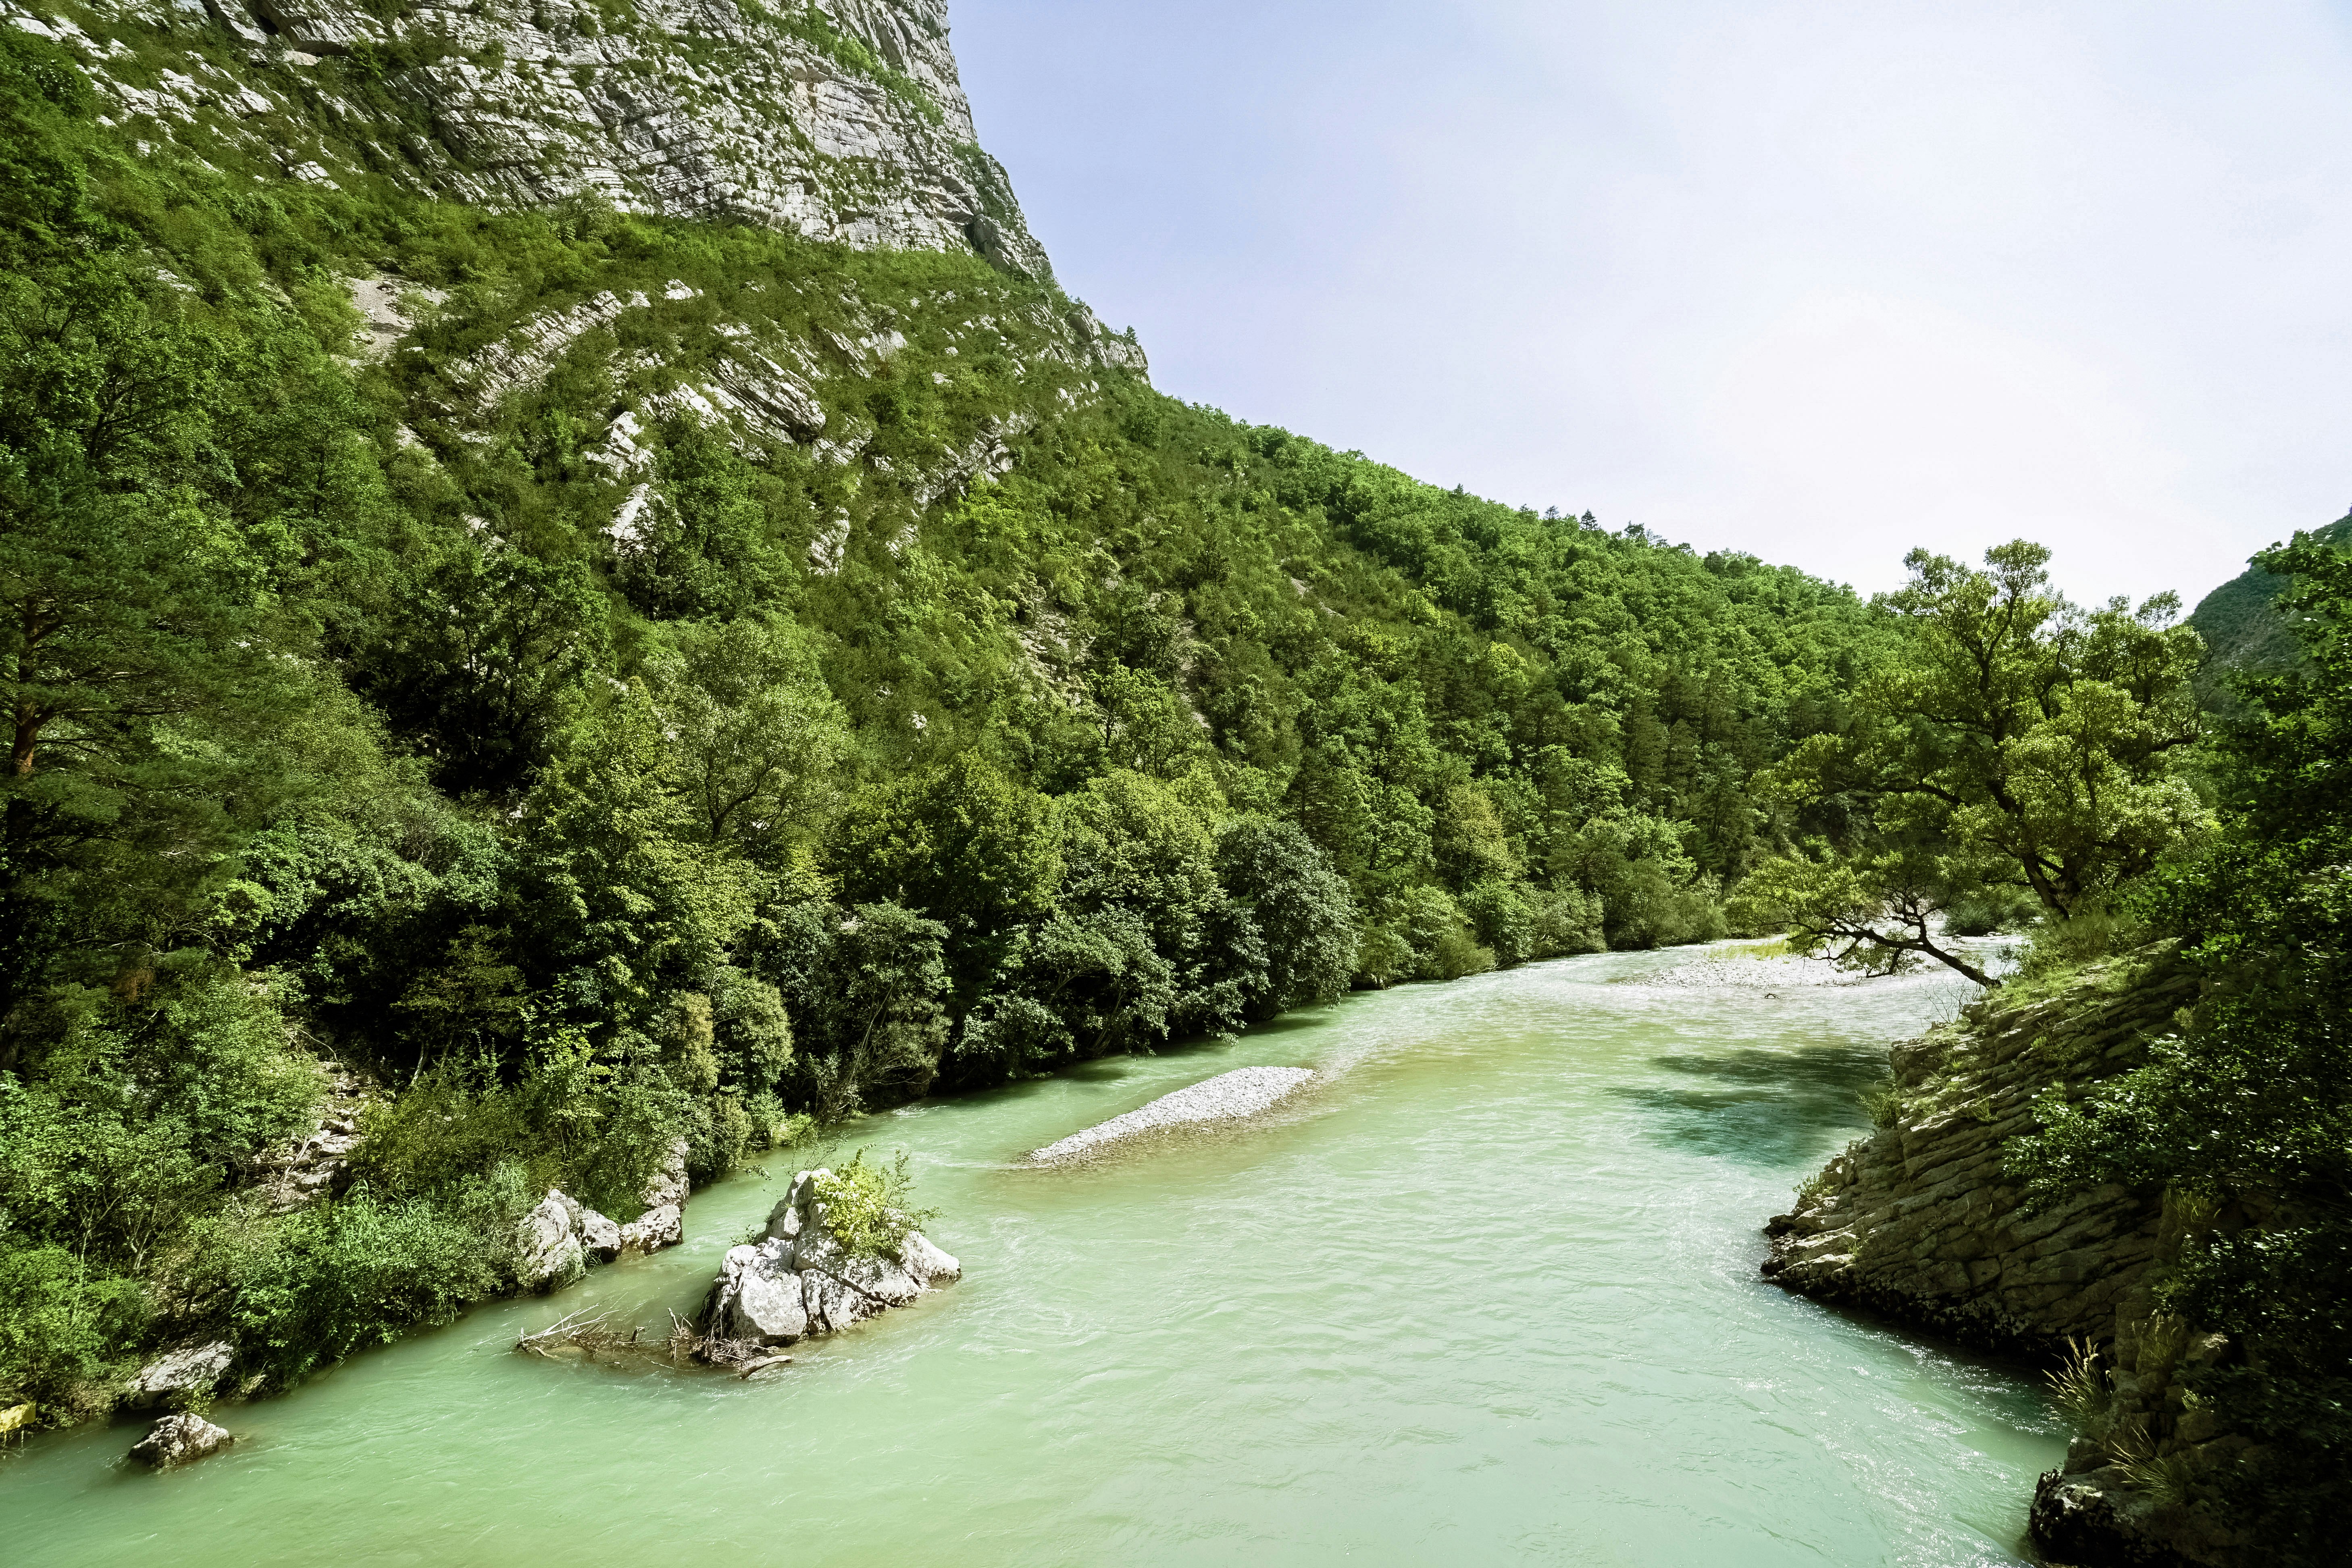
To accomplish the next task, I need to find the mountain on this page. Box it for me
[0,0,1897,1418]
[2188,512,2352,709]
[10,0,1055,273]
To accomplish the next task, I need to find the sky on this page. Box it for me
[951,0,2352,606]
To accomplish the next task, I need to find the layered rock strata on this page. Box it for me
[1763,954,2196,1347]
[15,0,1054,277]
[702,1166,959,1345]
[1766,949,2250,1567]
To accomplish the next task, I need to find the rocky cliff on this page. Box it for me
[6,0,1053,277]
[1766,950,2258,1567]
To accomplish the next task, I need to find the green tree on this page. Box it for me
[650,616,849,860]
[1215,817,1360,1020]
[2011,531,2352,1561]
[1742,541,2206,983]
[513,685,754,1043]
[0,259,292,1015]
[835,751,1061,987]
[367,535,610,796]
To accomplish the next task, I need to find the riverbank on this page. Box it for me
[2,946,2064,1566]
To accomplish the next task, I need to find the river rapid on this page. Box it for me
[2,945,2065,1566]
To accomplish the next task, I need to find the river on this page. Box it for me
[1,945,2063,1566]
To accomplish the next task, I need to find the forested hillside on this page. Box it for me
[2188,512,2352,710]
[1,10,1900,1418]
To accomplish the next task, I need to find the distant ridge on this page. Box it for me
[2187,512,2352,710]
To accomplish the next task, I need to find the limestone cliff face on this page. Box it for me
[7,0,1054,276]
[1767,951,2255,1568]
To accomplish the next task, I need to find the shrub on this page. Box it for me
[0,1245,145,1414]
[812,1149,936,1260]
[228,1174,525,1386]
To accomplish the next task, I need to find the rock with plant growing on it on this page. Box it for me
[701,1153,958,1356]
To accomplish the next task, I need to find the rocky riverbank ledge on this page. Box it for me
[702,1169,960,1347]
[1030,1066,1316,1162]
[512,1139,692,1289]
[1765,947,2251,1568]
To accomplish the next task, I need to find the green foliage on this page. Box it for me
[0,8,1931,1410]
[1742,541,2206,985]
[2046,1337,2112,1443]
[225,1175,523,1387]
[2009,530,2352,1561]
[810,1147,936,1260]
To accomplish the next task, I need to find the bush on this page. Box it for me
[0,1245,145,1414]
[811,1149,936,1260]
[1941,885,2042,937]
[228,1175,524,1386]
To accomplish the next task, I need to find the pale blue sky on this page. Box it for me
[954,1,2352,606]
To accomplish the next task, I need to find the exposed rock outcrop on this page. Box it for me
[31,0,1056,279]
[1762,954,2195,1347]
[123,1342,235,1410]
[1766,949,2248,1567]
[514,1189,588,1290]
[128,1412,234,1468]
[256,1058,381,1213]
[514,1150,693,1288]
[701,1167,958,1347]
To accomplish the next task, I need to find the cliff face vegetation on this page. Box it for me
[0,4,1901,1422]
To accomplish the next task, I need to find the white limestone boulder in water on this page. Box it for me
[1030,1066,1316,1162]
[710,1241,811,1342]
[577,1208,622,1262]
[619,1202,682,1253]
[701,1168,958,1346]
[129,1412,234,1468]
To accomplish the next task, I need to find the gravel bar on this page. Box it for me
[1030,1067,1315,1162]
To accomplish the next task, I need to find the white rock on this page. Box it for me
[578,1208,621,1261]
[798,1268,882,1335]
[129,1412,233,1468]
[641,1138,691,1211]
[124,1342,234,1409]
[514,1190,585,1289]
[618,1203,681,1253]
[1030,1066,1316,1162]
[897,1231,961,1286]
[709,1240,809,1343]
[794,1228,921,1306]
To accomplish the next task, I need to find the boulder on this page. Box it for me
[514,1190,585,1289]
[578,1208,622,1262]
[707,1241,810,1343]
[798,1268,882,1335]
[897,1231,962,1287]
[793,1227,921,1307]
[698,1167,956,1347]
[618,1203,682,1253]
[641,1138,691,1212]
[123,1341,235,1410]
[128,1412,234,1468]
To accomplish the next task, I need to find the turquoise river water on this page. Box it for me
[1,945,2065,1566]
